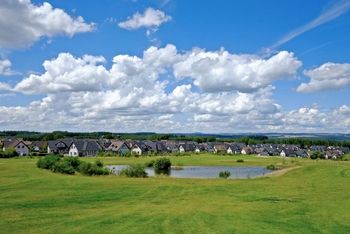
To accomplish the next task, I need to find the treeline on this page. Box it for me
[231,137,350,148]
[1,131,350,147]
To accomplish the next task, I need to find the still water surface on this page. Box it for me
[107,165,272,179]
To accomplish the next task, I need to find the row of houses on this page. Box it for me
[1,138,349,159]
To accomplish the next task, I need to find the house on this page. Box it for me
[179,142,196,153]
[204,143,215,153]
[47,139,73,154]
[143,141,168,154]
[325,150,343,159]
[195,143,206,153]
[241,146,253,155]
[154,141,168,154]
[131,142,151,155]
[2,139,30,156]
[280,149,297,157]
[67,140,102,157]
[30,141,47,153]
[230,143,245,154]
[98,138,112,150]
[310,145,327,152]
[213,143,228,153]
[162,140,179,153]
[107,140,130,155]
[295,149,309,158]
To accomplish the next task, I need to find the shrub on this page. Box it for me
[154,158,171,172]
[266,164,277,170]
[236,159,244,163]
[78,161,110,176]
[144,160,155,167]
[95,159,104,167]
[63,157,81,169]
[120,164,147,178]
[0,148,18,158]
[37,155,60,170]
[219,170,231,179]
[51,160,75,175]
[310,151,324,160]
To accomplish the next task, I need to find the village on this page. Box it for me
[1,138,349,159]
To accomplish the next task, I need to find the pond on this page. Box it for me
[107,165,272,179]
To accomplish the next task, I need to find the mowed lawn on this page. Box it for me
[0,155,349,233]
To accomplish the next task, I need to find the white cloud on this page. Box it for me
[118,7,171,33]
[0,0,95,49]
[0,44,349,133]
[268,0,350,50]
[281,105,350,132]
[0,59,13,75]
[14,53,108,94]
[297,63,350,92]
[174,49,302,93]
[0,82,11,91]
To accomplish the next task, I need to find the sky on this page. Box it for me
[0,0,350,133]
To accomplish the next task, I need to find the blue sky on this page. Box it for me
[0,0,350,133]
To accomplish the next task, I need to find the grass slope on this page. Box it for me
[0,155,349,234]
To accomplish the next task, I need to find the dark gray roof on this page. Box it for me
[71,140,102,152]
[48,139,73,152]
[179,143,196,151]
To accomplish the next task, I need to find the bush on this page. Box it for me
[51,160,75,175]
[63,157,81,169]
[310,151,324,160]
[266,164,277,170]
[236,159,244,163]
[0,148,18,158]
[154,158,171,172]
[37,156,109,176]
[219,170,231,179]
[144,160,155,167]
[37,155,60,170]
[120,164,147,178]
[78,161,110,176]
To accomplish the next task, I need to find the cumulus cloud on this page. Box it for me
[281,105,350,132]
[14,53,108,94]
[297,63,350,92]
[0,0,95,49]
[174,49,302,93]
[0,59,13,75]
[118,8,171,33]
[1,44,349,133]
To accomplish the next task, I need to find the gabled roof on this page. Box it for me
[241,146,253,153]
[71,140,102,152]
[281,148,297,156]
[108,141,130,151]
[213,143,228,152]
[179,143,196,151]
[3,139,29,149]
[132,142,151,152]
[30,141,47,148]
[48,139,73,151]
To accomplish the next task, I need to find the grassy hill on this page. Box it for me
[0,155,349,233]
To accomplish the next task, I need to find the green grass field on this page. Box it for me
[0,154,349,233]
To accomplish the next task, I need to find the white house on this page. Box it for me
[2,139,29,156]
[68,143,79,157]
